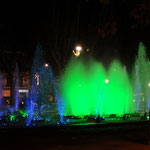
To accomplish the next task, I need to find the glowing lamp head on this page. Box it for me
[76,46,82,51]
[105,79,109,83]
[148,83,150,87]
[45,63,49,67]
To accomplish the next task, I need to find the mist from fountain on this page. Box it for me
[133,42,150,113]
[49,67,64,123]
[26,44,44,126]
[60,58,135,118]
[103,61,134,116]
[0,73,3,107]
[14,64,20,111]
[26,44,62,125]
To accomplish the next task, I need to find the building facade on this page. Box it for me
[2,72,30,105]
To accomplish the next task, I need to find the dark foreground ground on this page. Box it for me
[0,121,150,150]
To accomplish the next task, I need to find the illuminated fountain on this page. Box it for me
[26,44,62,126]
[88,61,106,117]
[49,67,64,123]
[0,73,3,107]
[133,43,150,113]
[0,42,150,127]
[14,64,20,111]
[26,44,45,126]
[60,58,135,119]
[103,61,134,116]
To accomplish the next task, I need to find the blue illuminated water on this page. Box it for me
[14,64,19,111]
[0,73,3,107]
[49,67,64,123]
[26,44,44,126]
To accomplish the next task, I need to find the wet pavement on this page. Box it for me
[0,121,150,150]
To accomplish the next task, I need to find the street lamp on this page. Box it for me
[76,46,82,51]
[72,45,82,57]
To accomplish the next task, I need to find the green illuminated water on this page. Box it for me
[103,61,134,116]
[61,59,90,116]
[133,42,150,112]
[60,58,135,117]
[88,61,106,116]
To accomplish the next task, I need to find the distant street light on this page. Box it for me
[45,63,49,68]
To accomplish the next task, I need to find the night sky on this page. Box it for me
[0,0,150,72]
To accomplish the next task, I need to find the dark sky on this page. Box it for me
[0,0,150,71]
